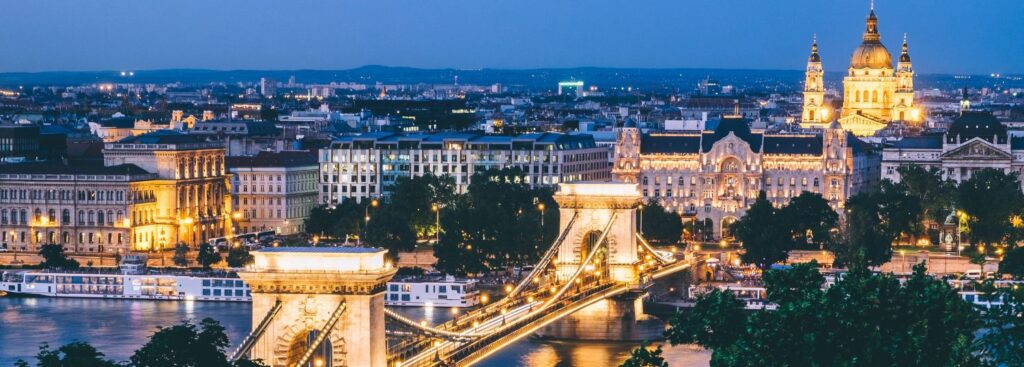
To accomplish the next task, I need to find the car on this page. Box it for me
[964,270,983,279]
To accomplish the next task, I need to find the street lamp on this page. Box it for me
[638,203,645,235]
[538,203,545,228]
[432,203,441,244]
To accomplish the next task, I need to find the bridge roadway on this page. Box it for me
[387,258,695,367]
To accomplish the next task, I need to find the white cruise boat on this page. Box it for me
[0,254,251,302]
[385,275,480,308]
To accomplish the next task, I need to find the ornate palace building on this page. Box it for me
[0,130,233,254]
[613,118,879,239]
[882,111,1024,187]
[801,6,921,136]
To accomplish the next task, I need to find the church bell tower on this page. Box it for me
[801,36,829,128]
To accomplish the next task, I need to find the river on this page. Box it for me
[0,297,710,366]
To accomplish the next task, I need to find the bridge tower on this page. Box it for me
[553,182,641,282]
[542,182,663,341]
[236,247,396,367]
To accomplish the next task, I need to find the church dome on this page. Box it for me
[850,43,892,69]
[849,9,893,69]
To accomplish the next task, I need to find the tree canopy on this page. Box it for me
[38,244,79,270]
[957,168,1024,247]
[640,200,683,246]
[666,262,982,367]
[731,191,797,269]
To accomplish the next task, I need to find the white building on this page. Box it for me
[882,111,1024,186]
[227,151,319,235]
[318,132,611,204]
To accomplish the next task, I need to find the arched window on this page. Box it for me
[78,210,85,225]
[1,209,7,224]
[97,211,105,227]
[20,209,27,224]
[62,209,70,224]
[872,90,878,102]
[855,90,861,102]
[107,210,114,225]
[88,210,95,225]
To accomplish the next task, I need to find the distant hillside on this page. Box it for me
[0,65,1013,91]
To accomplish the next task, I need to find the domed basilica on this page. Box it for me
[801,5,921,136]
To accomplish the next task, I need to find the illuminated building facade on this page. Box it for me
[319,132,610,204]
[613,118,879,239]
[882,111,1024,186]
[0,163,153,253]
[103,130,233,249]
[801,6,920,136]
[228,151,319,235]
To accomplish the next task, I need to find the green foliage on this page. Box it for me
[17,342,120,367]
[19,319,267,367]
[130,318,261,367]
[619,341,669,367]
[665,289,746,349]
[38,244,79,270]
[640,200,683,246]
[834,181,921,268]
[777,192,839,249]
[731,191,792,269]
[433,168,556,276]
[172,243,190,267]
[387,174,457,238]
[304,200,365,241]
[957,168,1024,246]
[667,262,983,367]
[897,165,957,224]
[364,207,418,255]
[225,246,254,268]
[999,247,1024,276]
[196,243,222,270]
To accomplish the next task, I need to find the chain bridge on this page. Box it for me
[232,182,697,367]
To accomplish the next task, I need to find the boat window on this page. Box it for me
[439,286,447,293]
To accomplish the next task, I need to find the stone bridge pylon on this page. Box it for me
[235,247,397,367]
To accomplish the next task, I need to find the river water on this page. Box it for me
[0,297,710,366]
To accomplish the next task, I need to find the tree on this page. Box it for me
[196,243,222,270]
[731,191,791,269]
[130,318,265,367]
[225,246,254,268]
[777,192,838,249]
[640,200,683,246]
[897,165,957,231]
[619,341,669,367]
[172,243,190,267]
[433,169,555,275]
[834,182,921,268]
[364,207,418,256]
[999,247,1024,277]
[667,263,982,367]
[838,193,894,267]
[16,342,120,367]
[958,168,1024,247]
[38,244,79,270]
[388,174,456,238]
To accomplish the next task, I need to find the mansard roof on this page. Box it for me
[640,134,701,154]
[701,117,762,152]
[762,136,822,155]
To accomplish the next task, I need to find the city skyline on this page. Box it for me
[0,0,1021,75]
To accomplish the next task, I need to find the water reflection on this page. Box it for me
[1,299,710,367]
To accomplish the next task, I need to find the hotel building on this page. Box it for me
[318,132,610,204]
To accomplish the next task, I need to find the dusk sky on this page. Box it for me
[0,0,1021,74]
